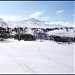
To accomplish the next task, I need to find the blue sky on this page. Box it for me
[0,1,74,26]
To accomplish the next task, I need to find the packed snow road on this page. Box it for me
[0,39,74,74]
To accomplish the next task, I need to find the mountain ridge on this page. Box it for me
[6,18,63,28]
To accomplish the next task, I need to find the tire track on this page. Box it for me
[0,44,36,73]
[21,43,73,71]
[0,41,73,73]
[36,47,73,71]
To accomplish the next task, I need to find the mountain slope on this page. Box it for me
[7,18,63,28]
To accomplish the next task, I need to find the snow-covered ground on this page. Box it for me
[0,39,74,74]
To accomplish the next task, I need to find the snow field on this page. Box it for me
[0,39,74,74]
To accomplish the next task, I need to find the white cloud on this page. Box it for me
[29,11,43,19]
[41,17,49,21]
[45,21,74,27]
[56,10,64,14]
[0,15,27,22]
[0,10,48,21]
[29,9,49,21]
[0,9,49,21]
[29,10,50,21]
[45,21,63,25]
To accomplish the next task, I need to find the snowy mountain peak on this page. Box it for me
[25,18,43,25]
[7,18,64,28]
[27,18,41,22]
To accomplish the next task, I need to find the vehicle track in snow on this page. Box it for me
[0,44,36,73]
[18,41,73,72]
[0,41,74,73]
[6,42,73,72]
[36,47,73,72]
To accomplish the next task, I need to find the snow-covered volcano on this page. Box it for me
[7,18,63,28]
[25,18,44,25]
